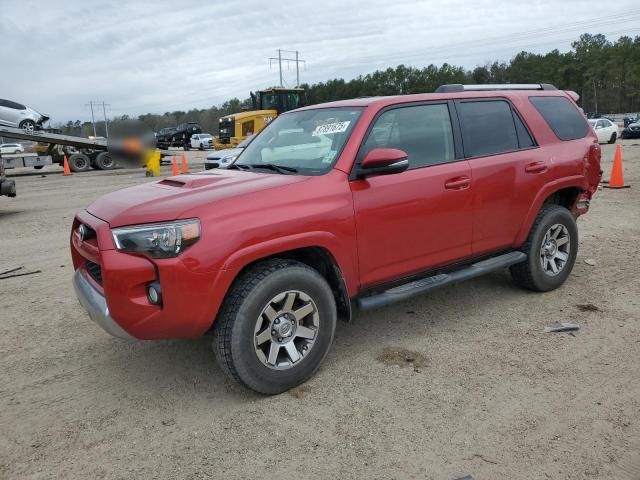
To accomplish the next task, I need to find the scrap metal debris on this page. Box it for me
[544,322,580,333]
[0,266,42,280]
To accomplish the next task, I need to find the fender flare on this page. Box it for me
[206,231,357,327]
[514,175,587,246]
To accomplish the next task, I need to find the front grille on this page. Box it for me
[86,261,102,285]
[218,119,234,142]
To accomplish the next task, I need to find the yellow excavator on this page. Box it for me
[213,87,306,150]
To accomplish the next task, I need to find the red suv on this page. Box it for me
[71,84,602,393]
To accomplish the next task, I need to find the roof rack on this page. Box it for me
[435,83,557,93]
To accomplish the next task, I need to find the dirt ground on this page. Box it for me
[1,143,639,480]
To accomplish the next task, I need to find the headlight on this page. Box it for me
[112,219,200,258]
[221,155,238,164]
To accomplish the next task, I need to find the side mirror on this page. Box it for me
[358,148,409,178]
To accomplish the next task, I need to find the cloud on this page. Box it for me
[1,0,637,122]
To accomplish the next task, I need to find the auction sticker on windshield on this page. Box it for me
[312,121,350,136]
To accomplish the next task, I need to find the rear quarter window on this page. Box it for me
[529,96,589,141]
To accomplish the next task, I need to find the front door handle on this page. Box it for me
[525,161,548,174]
[444,176,470,190]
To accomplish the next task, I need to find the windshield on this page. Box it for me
[234,107,363,175]
[588,120,597,126]
[238,135,253,148]
[200,134,212,139]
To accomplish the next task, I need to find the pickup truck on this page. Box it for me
[71,84,601,394]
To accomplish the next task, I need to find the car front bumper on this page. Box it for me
[622,129,640,138]
[73,269,134,339]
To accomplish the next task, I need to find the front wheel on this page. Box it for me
[213,259,337,394]
[19,120,35,134]
[608,133,617,144]
[510,204,578,292]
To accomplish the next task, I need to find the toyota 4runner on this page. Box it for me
[71,84,602,394]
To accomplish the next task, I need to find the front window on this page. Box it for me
[234,108,362,175]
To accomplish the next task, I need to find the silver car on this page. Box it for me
[0,98,49,133]
[204,136,252,170]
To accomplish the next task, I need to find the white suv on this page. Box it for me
[0,143,25,155]
[190,133,213,150]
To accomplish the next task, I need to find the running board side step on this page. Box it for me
[356,251,527,311]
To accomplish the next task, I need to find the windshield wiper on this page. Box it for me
[228,163,250,170]
[246,163,298,174]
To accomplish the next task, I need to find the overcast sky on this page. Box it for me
[1,0,638,123]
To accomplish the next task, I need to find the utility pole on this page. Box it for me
[85,101,97,137]
[101,101,110,138]
[269,49,306,87]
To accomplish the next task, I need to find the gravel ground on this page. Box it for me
[1,143,639,480]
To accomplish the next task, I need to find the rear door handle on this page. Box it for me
[525,161,548,174]
[444,176,470,190]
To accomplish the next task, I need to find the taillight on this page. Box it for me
[585,141,602,196]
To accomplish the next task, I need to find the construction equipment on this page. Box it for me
[213,87,306,150]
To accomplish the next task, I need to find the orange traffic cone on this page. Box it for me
[63,155,71,175]
[604,144,630,189]
[171,156,179,176]
[180,152,189,174]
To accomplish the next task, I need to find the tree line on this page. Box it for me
[57,33,640,138]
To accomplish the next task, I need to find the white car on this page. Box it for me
[0,143,25,154]
[588,118,619,144]
[0,99,49,133]
[190,133,213,150]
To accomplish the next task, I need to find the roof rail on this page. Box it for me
[435,83,557,93]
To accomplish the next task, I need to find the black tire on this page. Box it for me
[608,133,617,144]
[67,153,91,172]
[198,143,204,151]
[19,120,36,133]
[13,149,20,154]
[33,165,44,170]
[94,151,116,170]
[213,259,337,394]
[510,204,578,292]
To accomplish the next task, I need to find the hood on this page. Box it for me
[87,170,308,227]
[628,122,640,129]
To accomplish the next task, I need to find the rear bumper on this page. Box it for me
[73,269,134,339]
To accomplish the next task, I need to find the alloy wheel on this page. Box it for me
[539,223,571,276]
[254,290,319,370]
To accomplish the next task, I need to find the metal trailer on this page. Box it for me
[0,126,171,197]
[0,125,116,173]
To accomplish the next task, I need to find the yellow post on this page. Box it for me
[144,149,161,177]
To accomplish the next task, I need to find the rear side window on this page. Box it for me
[456,100,521,157]
[361,103,455,169]
[529,96,588,141]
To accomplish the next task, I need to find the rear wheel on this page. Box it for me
[67,153,90,172]
[213,259,337,394]
[609,132,617,144]
[94,151,116,170]
[510,204,578,292]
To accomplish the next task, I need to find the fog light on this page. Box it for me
[147,282,162,305]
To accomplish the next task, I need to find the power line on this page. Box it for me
[269,49,306,87]
[85,101,110,137]
[105,11,638,115]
